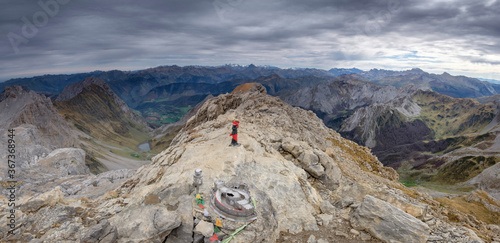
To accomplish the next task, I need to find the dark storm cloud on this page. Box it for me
[0,0,499,81]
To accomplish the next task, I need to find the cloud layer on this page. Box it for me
[1,0,499,80]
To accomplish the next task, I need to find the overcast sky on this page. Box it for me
[1,0,499,81]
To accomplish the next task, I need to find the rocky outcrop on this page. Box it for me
[0,86,77,148]
[0,86,79,189]
[468,162,500,200]
[353,68,500,98]
[55,77,148,128]
[109,205,181,242]
[53,77,151,153]
[350,195,430,243]
[34,148,88,176]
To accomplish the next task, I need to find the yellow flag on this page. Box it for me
[215,218,223,227]
[196,194,202,200]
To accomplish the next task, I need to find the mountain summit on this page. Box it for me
[1,84,498,242]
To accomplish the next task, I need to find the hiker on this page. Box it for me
[230,119,240,146]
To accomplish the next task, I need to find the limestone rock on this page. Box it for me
[468,162,500,201]
[79,219,118,243]
[35,148,88,176]
[194,220,214,237]
[350,195,429,243]
[317,214,334,227]
[319,200,336,215]
[40,221,83,242]
[166,195,194,243]
[307,234,317,243]
[20,186,64,213]
[109,205,181,242]
[298,150,325,178]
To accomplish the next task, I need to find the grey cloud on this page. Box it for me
[0,0,499,81]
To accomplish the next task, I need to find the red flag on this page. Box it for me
[198,204,205,209]
[209,233,219,241]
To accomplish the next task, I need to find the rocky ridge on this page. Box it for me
[0,86,78,188]
[55,77,148,126]
[0,84,145,205]
[2,83,498,242]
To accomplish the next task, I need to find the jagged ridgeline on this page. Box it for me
[53,77,150,149]
[3,83,498,242]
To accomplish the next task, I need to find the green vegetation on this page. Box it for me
[85,153,107,174]
[413,91,496,140]
[140,103,192,125]
[431,156,499,184]
[400,179,419,187]
[325,110,355,130]
[54,84,151,150]
[435,191,500,225]
[151,125,183,152]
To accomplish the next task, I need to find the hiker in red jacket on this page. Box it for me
[230,119,240,146]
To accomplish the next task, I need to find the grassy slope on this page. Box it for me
[54,84,153,172]
[413,91,495,139]
[150,125,183,153]
[435,191,500,225]
[395,91,498,190]
[54,84,150,149]
[431,156,499,185]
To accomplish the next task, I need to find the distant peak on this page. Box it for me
[55,77,110,101]
[1,85,31,101]
[231,83,267,94]
[81,77,107,88]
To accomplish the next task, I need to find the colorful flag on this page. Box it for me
[209,233,219,241]
[215,218,223,227]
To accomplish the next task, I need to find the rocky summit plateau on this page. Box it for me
[1,83,499,242]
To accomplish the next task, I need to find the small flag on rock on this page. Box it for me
[195,194,205,207]
[214,225,221,233]
[215,218,223,227]
[209,233,219,241]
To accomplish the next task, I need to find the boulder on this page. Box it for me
[350,195,429,243]
[194,220,214,238]
[317,214,334,227]
[79,220,117,243]
[165,195,194,243]
[298,150,325,178]
[109,205,181,242]
[36,148,89,176]
[20,186,64,213]
[40,221,83,242]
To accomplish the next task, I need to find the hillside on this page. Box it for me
[0,86,79,184]
[1,83,498,242]
[0,65,334,107]
[476,94,500,104]
[351,68,500,98]
[53,77,150,149]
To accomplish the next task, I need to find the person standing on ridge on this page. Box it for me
[230,119,240,146]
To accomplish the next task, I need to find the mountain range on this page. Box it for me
[1,83,499,242]
[1,65,500,242]
[2,65,499,125]
[2,66,500,183]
